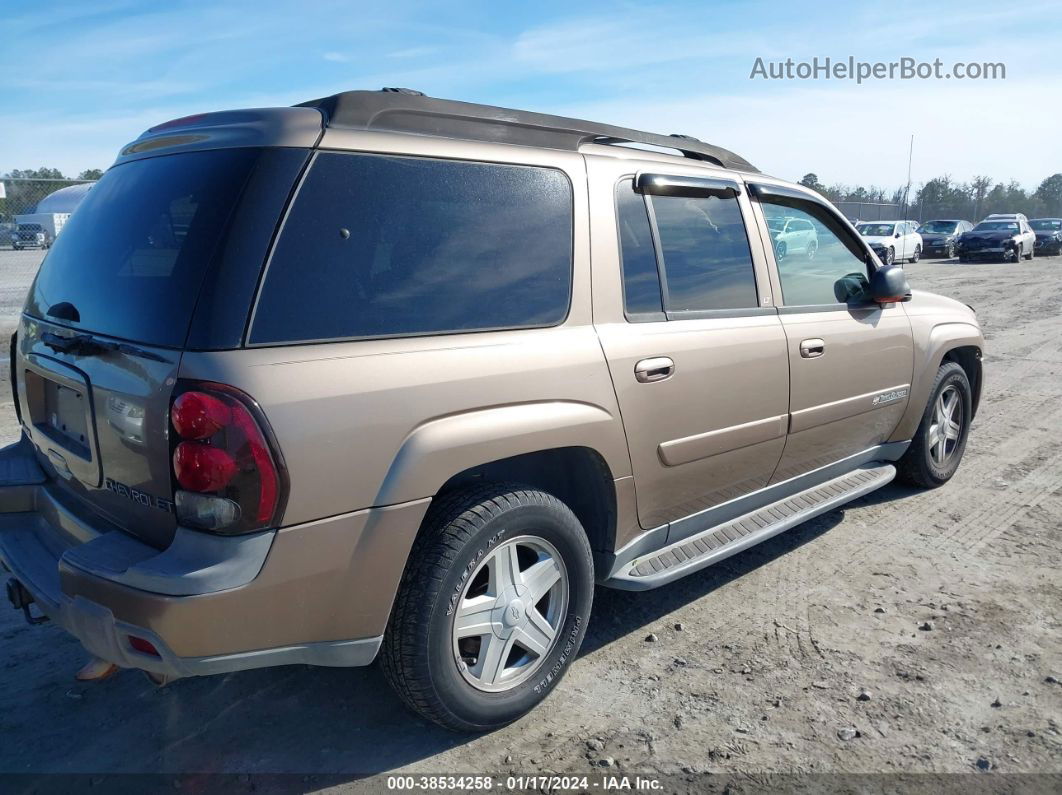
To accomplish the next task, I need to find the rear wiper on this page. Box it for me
[40,331,170,363]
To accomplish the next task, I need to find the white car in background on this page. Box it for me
[766,215,819,260]
[855,220,923,266]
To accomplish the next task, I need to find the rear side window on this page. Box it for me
[651,193,758,312]
[615,180,663,317]
[250,153,573,345]
[25,148,263,348]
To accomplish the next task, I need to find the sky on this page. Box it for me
[2,0,1060,192]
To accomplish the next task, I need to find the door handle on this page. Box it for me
[634,356,675,383]
[799,338,825,358]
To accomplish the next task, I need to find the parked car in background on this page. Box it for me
[767,215,819,260]
[10,223,53,250]
[984,213,1029,223]
[855,220,923,266]
[0,88,984,732]
[1030,218,1062,256]
[957,217,1035,262]
[13,212,70,243]
[917,219,974,259]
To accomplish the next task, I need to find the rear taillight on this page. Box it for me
[169,383,286,534]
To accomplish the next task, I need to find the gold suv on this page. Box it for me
[0,89,982,731]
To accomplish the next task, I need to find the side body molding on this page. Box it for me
[374,401,629,506]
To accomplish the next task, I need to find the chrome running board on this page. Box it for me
[605,463,895,590]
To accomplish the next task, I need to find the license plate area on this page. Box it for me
[41,380,91,457]
[22,354,102,486]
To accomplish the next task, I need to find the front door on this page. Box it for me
[588,158,789,531]
[749,185,914,483]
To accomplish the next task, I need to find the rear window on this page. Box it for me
[651,193,758,312]
[25,148,262,348]
[249,152,573,345]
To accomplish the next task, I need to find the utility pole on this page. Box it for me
[901,134,914,220]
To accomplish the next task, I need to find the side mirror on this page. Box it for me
[868,265,911,304]
[894,232,901,238]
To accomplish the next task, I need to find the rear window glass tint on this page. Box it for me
[250,153,573,344]
[25,148,262,348]
[652,193,758,312]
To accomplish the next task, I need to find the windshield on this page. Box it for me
[25,148,264,348]
[919,221,958,234]
[1030,219,1062,231]
[857,223,896,237]
[973,221,1019,232]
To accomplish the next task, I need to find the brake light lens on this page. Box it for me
[173,442,238,492]
[128,636,161,657]
[171,391,230,439]
[169,385,285,534]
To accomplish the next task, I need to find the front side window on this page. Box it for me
[760,198,870,306]
[251,153,573,344]
[650,192,758,312]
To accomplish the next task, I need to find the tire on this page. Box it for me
[958,254,969,263]
[806,239,818,260]
[883,247,894,266]
[896,361,973,489]
[775,241,787,262]
[910,245,921,263]
[946,243,956,259]
[381,484,594,732]
[1009,244,1021,263]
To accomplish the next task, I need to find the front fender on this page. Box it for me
[889,320,983,442]
[374,400,630,506]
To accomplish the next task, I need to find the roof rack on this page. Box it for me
[295,89,758,173]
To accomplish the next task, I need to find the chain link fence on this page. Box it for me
[0,177,96,249]
[833,201,905,223]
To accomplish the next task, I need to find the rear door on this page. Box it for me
[588,157,789,531]
[748,184,914,482]
[15,147,296,547]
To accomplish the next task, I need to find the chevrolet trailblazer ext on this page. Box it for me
[0,89,982,731]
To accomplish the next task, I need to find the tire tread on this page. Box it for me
[380,483,585,731]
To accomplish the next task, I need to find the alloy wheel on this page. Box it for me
[451,535,569,693]
[928,385,963,467]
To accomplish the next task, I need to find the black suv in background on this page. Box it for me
[1030,218,1062,256]
[917,220,973,259]
[11,223,53,250]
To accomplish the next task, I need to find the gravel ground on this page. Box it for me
[0,249,1060,788]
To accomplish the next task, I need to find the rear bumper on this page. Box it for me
[0,437,429,678]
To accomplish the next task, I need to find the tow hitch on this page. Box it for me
[5,579,49,625]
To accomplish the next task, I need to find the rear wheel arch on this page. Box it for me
[431,446,618,560]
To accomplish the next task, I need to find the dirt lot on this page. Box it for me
[0,249,1059,788]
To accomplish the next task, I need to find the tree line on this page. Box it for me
[0,167,104,221]
[798,172,1062,221]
